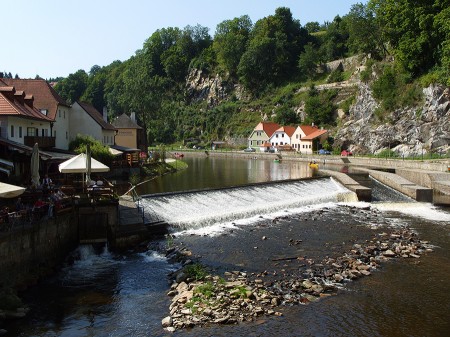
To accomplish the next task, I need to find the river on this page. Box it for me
[3,157,450,336]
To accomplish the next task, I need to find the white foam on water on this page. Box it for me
[372,202,450,223]
[142,178,350,237]
[176,202,340,237]
[140,250,168,263]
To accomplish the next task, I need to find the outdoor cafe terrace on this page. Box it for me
[0,150,118,233]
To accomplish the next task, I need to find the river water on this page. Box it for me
[4,157,450,336]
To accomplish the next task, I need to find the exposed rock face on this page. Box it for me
[185,69,235,107]
[334,84,450,155]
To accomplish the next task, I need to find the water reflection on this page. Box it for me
[137,157,313,195]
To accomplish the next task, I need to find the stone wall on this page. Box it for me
[0,213,78,288]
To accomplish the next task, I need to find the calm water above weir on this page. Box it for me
[4,157,450,337]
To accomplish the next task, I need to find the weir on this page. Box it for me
[140,177,357,230]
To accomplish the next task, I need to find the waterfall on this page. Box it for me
[141,178,351,230]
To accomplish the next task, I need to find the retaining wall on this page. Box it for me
[0,212,78,288]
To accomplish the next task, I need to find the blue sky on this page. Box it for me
[2,0,365,79]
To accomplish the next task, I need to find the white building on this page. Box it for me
[70,102,116,146]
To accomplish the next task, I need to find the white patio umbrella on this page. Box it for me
[0,182,25,198]
[86,144,92,184]
[30,143,40,188]
[58,153,110,174]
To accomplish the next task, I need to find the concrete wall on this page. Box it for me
[0,213,78,288]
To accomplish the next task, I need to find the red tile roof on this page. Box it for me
[0,86,53,122]
[302,128,328,140]
[298,125,320,136]
[76,101,116,131]
[254,122,281,137]
[274,126,296,137]
[2,78,70,120]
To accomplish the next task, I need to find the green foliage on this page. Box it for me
[371,64,423,112]
[184,263,208,281]
[327,66,344,83]
[339,95,355,114]
[129,173,140,186]
[304,87,338,126]
[370,0,448,77]
[274,104,300,125]
[54,69,88,104]
[166,159,188,171]
[68,134,114,166]
[298,42,320,80]
[360,58,375,82]
[376,149,399,158]
[213,15,253,77]
[194,282,215,298]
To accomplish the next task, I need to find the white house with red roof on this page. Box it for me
[0,81,54,146]
[70,101,116,146]
[269,126,296,152]
[292,125,328,154]
[2,79,71,150]
[0,79,55,178]
[247,122,280,150]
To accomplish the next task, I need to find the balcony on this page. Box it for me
[24,136,55,148]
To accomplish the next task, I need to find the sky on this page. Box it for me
[2,0,365,79]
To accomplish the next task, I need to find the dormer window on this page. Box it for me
[40,109,48,116]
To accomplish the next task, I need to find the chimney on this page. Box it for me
[130,112,136,123]
[311,122,315,127]
[24,94,34,108]
[102,106,108,123]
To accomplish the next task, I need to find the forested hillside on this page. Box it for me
[39,1,450,151]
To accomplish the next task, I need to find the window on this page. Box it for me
[64,111,66,118]
[19,126,22,138]
[282,134,284,138]
[27,127,36,136]
[276,134,278,138]
[66,131,68,139]
[40,109,48,115]
[59,110,61,117]
[10,125,14,137]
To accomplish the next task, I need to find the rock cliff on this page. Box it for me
[334,83,450,156]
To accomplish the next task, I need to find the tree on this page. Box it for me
[304,89,337,126]
[121,53,168,146]
[369,0,446,76]
[304,21,321,33]
[54,69,88,104]
[238,7,309,91]
[298,42,320,79]
[345,3,386,58]
[274,104,300,125]
[319,15,349,61]
[213,15,253,77]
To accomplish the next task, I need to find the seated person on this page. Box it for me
[33,198,46,209]
[41,174,54,190]
[15,197,25,211]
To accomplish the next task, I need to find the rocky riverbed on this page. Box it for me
[161,205,434,332]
